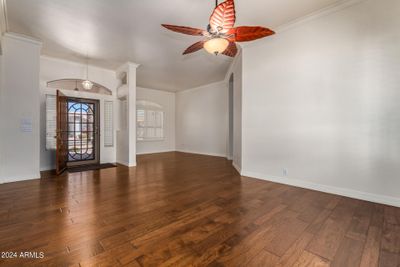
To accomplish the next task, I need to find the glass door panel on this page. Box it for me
[66,99,99,166]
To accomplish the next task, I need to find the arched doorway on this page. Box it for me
[48,78,114,174]
[228,73,234,159]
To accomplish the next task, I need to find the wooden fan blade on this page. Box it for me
[162,24,205,36]
[183,41,205,55]
[232,26,275,42]
[209,0,236,33]
[222,42,238,57]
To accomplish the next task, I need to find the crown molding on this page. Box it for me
[41,55,118,74]
[180,80,226,93]
[276,0,367,33]
[136,86,176,94]
[116,62,140,72]
[116,61,140,79]
[3,32,42,46]
[224,46,242,82]
[126,62,140,69]
[241,0,367,50]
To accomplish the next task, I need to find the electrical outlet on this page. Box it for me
[282,168,288,177]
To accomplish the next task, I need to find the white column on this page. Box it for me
[127,63,139,166]
[116,62,139,167]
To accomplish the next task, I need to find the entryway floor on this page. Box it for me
[0,152,398,266]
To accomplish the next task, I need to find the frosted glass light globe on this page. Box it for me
[82,80,93,90]
[204,38,229,55]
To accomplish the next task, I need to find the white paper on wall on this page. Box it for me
[20,118,33,133]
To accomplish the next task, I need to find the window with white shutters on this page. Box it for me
[46,95,57,150]
[104,101,113,147]
[136,100,164,141]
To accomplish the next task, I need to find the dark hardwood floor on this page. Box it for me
[0,152,399,266]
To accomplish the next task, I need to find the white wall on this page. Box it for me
[241,0,400,206]
[136,87,176,155]
[0,33,42,183]
[176,81,228,157]
[41,56,120,92]
[40,56,120,171]
[116,98,129,165]
[0,43,4,182]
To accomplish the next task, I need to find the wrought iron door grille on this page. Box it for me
[67,100,96,162]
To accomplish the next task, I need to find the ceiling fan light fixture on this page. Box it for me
[204,38,229,55]
[162,0,275,57]
[82,80,93,90]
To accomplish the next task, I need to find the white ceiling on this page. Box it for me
[6,0,343,91]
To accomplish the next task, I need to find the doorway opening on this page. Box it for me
[228,73,234,160]
[56,90,100,174]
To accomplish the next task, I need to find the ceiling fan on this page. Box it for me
[162,0,275,57]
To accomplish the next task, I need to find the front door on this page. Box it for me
[66,98,100,167]
[56,90,69,175]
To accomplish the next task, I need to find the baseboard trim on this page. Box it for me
[40,166,54,172]
[242,170,400,208]
[136,150,175,155]
[116,161,137,167]
[176,150,227,158]
[1,173,41,184]
[232,162,242,174]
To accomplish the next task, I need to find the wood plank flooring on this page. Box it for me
[0,152,399,266]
